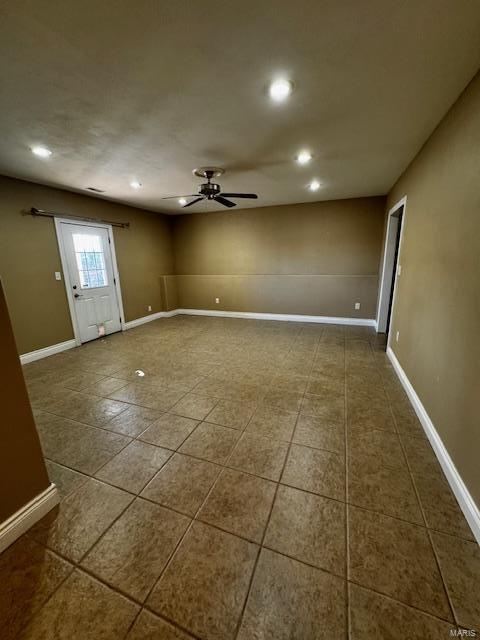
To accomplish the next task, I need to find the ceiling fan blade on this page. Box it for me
[183,197,205,208]
[161,194,199,200]
[220,193,258,199]
[214,196,237,208]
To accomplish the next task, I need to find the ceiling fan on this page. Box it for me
[161,167,258,208]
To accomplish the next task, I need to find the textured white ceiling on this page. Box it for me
[0,0,479,214]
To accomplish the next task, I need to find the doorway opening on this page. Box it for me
[376,196,407,343]
[55,219,125,346]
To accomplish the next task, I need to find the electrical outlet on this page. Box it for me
[147,305,152,312]
[215,297,220,304]
[354,302,361,310]
[54,271,62,281]
[396,331,400,342]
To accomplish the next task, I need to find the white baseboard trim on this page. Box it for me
[387,347,480,545]
[123,309,178,330]
[0,483,59,554]
[176,308,376,326]
[20,339,77,365]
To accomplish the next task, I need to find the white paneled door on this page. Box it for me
[58,221,122,343]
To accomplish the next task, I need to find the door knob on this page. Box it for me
[74,293,82,298]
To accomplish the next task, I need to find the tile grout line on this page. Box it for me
[344,329,350,640]
[346,577,460,627]
[424,528,459,627]
[394,425,460,624]
[11,552,76,640]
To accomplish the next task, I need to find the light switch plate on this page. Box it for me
[354,302,361,310]
[55,271,62,281]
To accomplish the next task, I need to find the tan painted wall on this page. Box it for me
[0,176,174,354]
[387,71,480,506]
[172,198,386,318]
[0,279,50,522]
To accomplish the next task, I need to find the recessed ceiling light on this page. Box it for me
[296,150,312,165]
[178,198,187,206]
[31,146,52,158]
[269,78,293,102]
[130,180,142,189]
[308,179,321,191]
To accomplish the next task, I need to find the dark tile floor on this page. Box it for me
[2,315,479,639]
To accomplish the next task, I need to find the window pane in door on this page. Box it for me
[72,233,108,289]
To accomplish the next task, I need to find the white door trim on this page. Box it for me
[376,196,407,337]
[54,218,125,346]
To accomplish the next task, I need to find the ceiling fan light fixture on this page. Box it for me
[308,179,321,191]
[178,198,187,206]
[269,78,293,102]
[130,180,142,189]
[296,150,312,165]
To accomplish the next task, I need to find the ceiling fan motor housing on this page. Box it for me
[199,182,221,199]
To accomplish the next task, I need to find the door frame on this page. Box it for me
[54,217,126,346]
[376,196,407,342]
